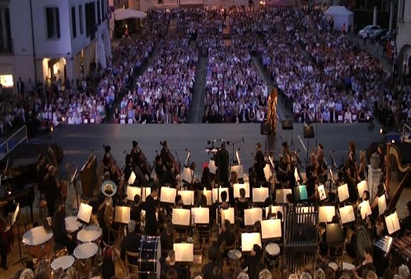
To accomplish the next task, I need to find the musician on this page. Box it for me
[399,201,411,237]
[123,154,134,184]
[346,141,357,172]
[52,202,76,254]
[253,143,266,184]
[357,151,367,181]
[160,222,174,253]
[44,166,62,217]
[102,145,114,173]
[346,166,359,203]
[109,164,121,186]
[161,164,177,188]
[215,143,230,187]
[145,184,159,236]
[189,162,200,189]
[131,141,151,178]
[130,194,142,223]
[160,141,173,171]
[219,191,229,210]
[237,188,249,228]
[354,246,376,279]
[155,155,165,182]
[0,207,10,270]
[120,220,140,265]
[201,167,213,190]
[36,154,49,198]
[240,244,263,279]
[376,144,386,172]
[202,247,222,279]
[215,219,235,250]
[278,142,295,188]
[161,250,183,279]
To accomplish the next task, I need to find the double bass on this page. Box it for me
[160,141,180,175]
[136,147,153,177]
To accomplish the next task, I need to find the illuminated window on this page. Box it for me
[45,7,60,39]
[0,75,13,87]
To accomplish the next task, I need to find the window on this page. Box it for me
[45,7,60,39]
[79,5,84,34]
[85,2,96,38]
[71,7,77,38]
[0,8,12,53]
[97,1,101,25]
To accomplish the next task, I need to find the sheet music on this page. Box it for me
[114,206,131,224]
[241,233,261,252]
[231,165,244,179]
[191,207,209,224]
[343,262,355,270]
[77,203,92,223]
[221,208,235,224]
[174,243,194,262]
[263,164,271,181]
[126,186,141,201]
[212,188,229,203]
[338,184,349,202]
[142,187,152,202]
[317,185,327,201]
[385,212,401,235]
[357,180,368,198]
[172,208,191,226]
[160,187,176,203]
[128,171,136,185]
[378,195,387,216]
[179,190,194,206]
[266,205,285,219]
[244,208,262,226]
[339,205,355,224]
[319,206,335,223]
[253,187,269,203]
[359,201,372,220]
[233,183,250,198]
[276,189,292,203]
[203,190,212,206]
[182,167,192,183]
[261,219,282,239]
[208,160,217,174]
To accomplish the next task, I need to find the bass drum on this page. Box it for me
[139,236,161,279]
[355,226,373,261]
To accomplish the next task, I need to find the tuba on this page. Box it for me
[102,180,117,228]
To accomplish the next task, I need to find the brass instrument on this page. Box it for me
[102,180,117,229]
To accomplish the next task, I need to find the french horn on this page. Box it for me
[101,180,117,197]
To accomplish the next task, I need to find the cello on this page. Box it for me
[137,147,153,177]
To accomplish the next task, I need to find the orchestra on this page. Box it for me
[5,138,411,279]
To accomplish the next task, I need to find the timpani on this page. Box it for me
[22,226,53,259]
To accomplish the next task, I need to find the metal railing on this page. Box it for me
[0,125,29,160]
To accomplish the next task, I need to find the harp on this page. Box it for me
[387,143,411,211]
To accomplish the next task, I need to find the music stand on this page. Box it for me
[203,189,212,206]
[303,125,314,162]
[172,208,191,227]
[266,205,285,220]
[191,207,209,224]
[337,184,349,203]
[326,223,344,245]
[208,160,217,175]
[295,185,308,201]
[276,189,292,204]
[77,203,93,224]
[317,184,327,202]
[231,165,244,180]
[261,219,282,240]
[357,180,368,198]
[160,187,177,204]
[174,243,194,263]
[241,232,262,253]
[359,201,372,220]
[114,206,131,224]
[253,187,269,204]
[128,171,136,185]
[142,187,152,202]
[126,186,141,202]
[233,183,250,198]
[212,188,229,203]
[12,203,26,266]
[378,195,387,216]
[178,190,194,206]
[221,208,235,224]
[244,208,263,227]
[339,205,355,225]
[319,206,335,223]
[385,212,401,235]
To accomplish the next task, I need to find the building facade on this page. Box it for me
[396,0,411,74]
[0,0,111,94]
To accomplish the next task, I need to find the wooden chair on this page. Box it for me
[125,250,140,276]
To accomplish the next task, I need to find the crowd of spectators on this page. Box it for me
[202,9,268,123]
[1,6,411,133]
[116,9,197,124]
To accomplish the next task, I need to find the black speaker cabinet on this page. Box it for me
[282,120,293,130]
[303,126,314,138]
[260,122,272,135]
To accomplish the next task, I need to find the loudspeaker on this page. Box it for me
[303,126,314,138]
[260,122,272,135]
[282,120,293,130]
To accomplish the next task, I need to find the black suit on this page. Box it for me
[254,150,266,182]
[160,232,173,252]
[216,231,235,249]
[121,232,141,265]
[145,195,157,235]
[216,148,229,186]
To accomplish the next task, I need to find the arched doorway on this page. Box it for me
[398,44,411,76]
